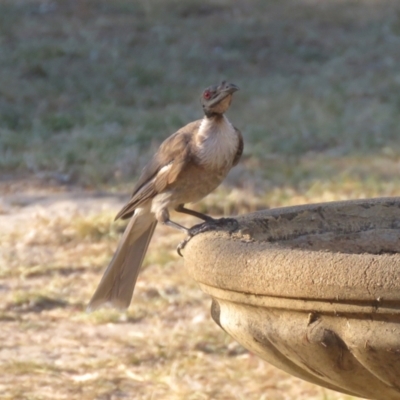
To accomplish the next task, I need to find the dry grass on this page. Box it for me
[0,195,361,400]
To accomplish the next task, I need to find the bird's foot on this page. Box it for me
[177,218,239,257]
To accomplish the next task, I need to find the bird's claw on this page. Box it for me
[176,218,239,257]
[177,236,192,257]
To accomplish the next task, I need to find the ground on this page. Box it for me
[0,181,362,400]
[1,0,400,398]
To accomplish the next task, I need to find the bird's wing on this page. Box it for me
[232,127,244,167]
[115,120,201,220]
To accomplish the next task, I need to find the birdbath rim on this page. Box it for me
[183,196,400,304]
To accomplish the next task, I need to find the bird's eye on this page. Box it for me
[203,90,212,100]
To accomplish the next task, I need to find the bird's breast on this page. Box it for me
[165,161,227,205]
[195,116,239,171]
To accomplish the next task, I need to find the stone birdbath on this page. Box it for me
[183,198,400,400]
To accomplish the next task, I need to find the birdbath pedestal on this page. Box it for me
[183,198,400,400]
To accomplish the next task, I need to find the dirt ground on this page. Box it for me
[0,180,361,400]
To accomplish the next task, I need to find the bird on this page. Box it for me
[87,81,243,311]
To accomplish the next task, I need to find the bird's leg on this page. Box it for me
[176,217,239,257]
[175,204,238,235]
[174,204,215,222]
[173,204,218,256]
[165,215,229,236]
[175,203,238,234]
[163,219,190,234]
[160,207,239,257]
[162,217,202,256]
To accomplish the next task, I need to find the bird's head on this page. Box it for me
[201,81,239,117]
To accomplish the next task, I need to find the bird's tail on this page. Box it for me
[87,210,157,311]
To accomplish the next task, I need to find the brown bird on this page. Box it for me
[88,81,243,311]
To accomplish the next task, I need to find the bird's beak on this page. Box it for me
[223,83,239,94]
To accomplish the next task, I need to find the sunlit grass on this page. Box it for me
[0,198,365,399]
[1,0,400,187]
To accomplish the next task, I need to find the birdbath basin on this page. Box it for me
[183,198,400,400]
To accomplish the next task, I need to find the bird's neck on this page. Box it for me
[205,113,224,121]
[197,114,230,141]
[204,110,223,119]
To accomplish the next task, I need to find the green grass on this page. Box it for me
[1,0,400,191]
